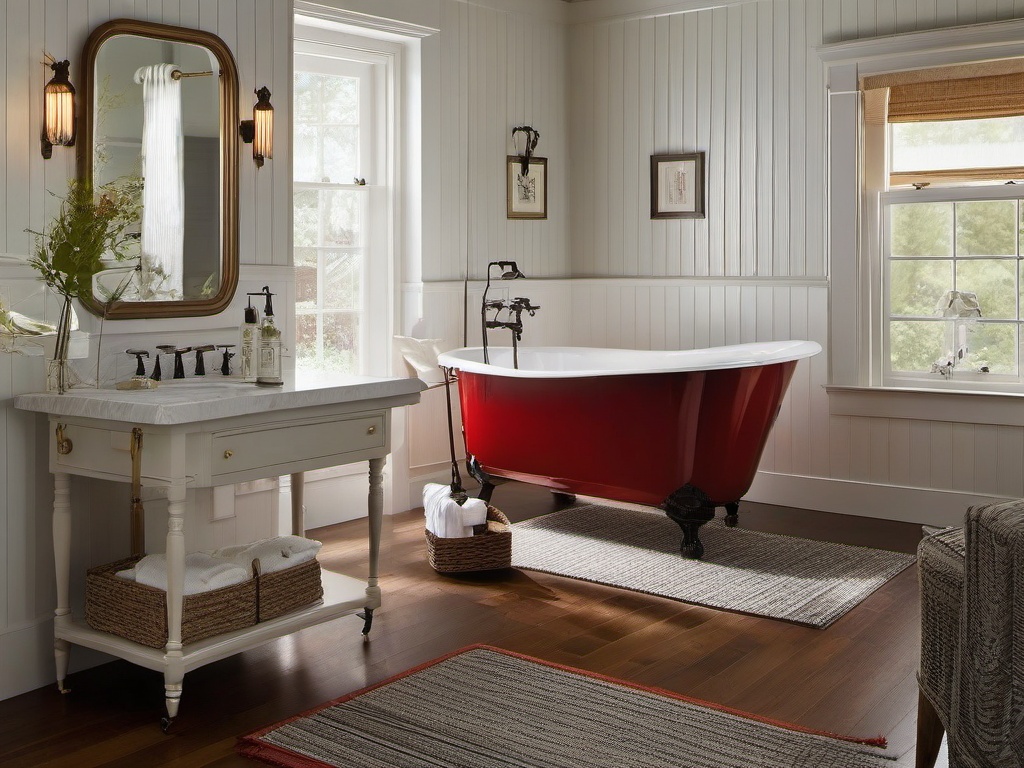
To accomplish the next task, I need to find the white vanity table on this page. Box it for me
[15,375,424,726]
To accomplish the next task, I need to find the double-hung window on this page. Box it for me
[866,65,1024,392]
[293,48,382,379]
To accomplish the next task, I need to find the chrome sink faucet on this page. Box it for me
[480,261,539,369]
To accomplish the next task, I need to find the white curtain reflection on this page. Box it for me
[134,63,183,298]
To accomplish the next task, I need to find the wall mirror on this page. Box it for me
[79,19,238,318]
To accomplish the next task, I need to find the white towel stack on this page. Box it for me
[127,552,251,595]
[423,483,489,538]
[213,535,322,575]
[114,535,322,594]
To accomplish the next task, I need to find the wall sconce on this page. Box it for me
[42,57,76,159]
[239,86,273,168]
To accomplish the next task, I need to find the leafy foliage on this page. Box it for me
[27,177,142,303]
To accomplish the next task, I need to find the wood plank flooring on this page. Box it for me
[0,482,925,766]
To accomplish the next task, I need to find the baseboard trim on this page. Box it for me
[746,471,1007,527]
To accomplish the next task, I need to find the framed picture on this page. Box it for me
[507,156,548,219]
[650,152,705,219]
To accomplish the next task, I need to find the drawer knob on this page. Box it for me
[223,450,234,459]
[367,425,376,435]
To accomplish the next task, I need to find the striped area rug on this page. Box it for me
[238,646,896,768]
[511,504,916,628]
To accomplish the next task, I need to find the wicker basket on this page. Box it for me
[425,506,512,573]
[85,555,325,648]
[256,558,324,621]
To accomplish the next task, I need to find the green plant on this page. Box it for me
[27,176,142,303]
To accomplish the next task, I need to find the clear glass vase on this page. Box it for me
[46,296,74,394]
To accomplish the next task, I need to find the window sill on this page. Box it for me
[826,384,1024,427]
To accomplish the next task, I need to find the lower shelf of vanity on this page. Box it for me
[56,570,375,675]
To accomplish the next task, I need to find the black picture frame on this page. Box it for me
[650,152,705,219]
[506,156,548,219]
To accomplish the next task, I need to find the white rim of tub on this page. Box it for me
[437,341,822,379]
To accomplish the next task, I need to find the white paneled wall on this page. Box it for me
[568,0,1024,523]
[0,0,292,701]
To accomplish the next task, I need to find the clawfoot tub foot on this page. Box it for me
[663,484,716,560]
[467,456,496,503]
[724,502,740,528]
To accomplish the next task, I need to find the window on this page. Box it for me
[293,49,383,379]
[864,62,1024,391]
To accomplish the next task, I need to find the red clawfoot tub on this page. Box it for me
[437,341,821,559]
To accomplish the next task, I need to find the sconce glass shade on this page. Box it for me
[43,60,76,155]
[252,86,273,167]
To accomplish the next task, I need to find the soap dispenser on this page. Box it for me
[252,286,283,386]
[239,296,260,383]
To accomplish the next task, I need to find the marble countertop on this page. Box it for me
[14,375,426,425]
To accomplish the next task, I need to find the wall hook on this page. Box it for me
[512,125,540,176]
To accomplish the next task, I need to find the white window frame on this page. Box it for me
[820,19,1024,420]
[294,25,402,381]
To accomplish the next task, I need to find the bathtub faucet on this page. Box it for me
[481,260,530,366]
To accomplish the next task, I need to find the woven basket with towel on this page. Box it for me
[422,367,511,573]
[85,535,324,648]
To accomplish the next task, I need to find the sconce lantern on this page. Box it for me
[42,58,76,159]
[239,86,273,168]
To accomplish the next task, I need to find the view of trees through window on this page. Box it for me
[293,69,366,378]
[891,116,1024,172]
[888,198,1024,376]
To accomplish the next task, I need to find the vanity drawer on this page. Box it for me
[211,413,385,478]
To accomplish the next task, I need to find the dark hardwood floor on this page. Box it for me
[0,482,925,766]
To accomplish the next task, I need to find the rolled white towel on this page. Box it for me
[423,483,486,537]
[213,535,322,575]
[460,497,488,528]
[134,552,251,595]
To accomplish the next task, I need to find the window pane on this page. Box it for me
[294,72,320,122]
[956,200,1016,256]
[322,126,359,183]
[963,322,1017,375]
[321,75,359,124]
[889,259,953,316]
[955,259,1016,319]
[890,320,946,372]
[295,313,318,363]
[324,312,359,374]
[891,117,1024,173]
[295,248,317,307]
[294,189,319,247]
[293,124,321,183]
[324,250,361,310]
[322,190,363,247]
[891,203,952,257]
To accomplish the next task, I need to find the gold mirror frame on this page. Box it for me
[78,19,239,319]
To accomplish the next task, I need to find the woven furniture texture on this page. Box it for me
[425,506,511,573]
[86,556,323,648]
[238,645,896,768]
[511,504,915,627]
[919,500,1024,767]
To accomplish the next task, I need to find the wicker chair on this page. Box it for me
[916,500,1024,768]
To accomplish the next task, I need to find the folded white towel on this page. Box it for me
[423,483,488,538]
[115,568,136,582]
[134,552,251,595]
[213,535,322,575]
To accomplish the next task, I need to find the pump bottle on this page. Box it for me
[239,297,260,383]
[252,286,283,386]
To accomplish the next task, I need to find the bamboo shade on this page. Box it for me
[861,59,1024,124]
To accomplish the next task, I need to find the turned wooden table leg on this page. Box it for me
[53,472,72,693]
[361,457,385,637]
[290,472,305,536]
[162,484,187,727]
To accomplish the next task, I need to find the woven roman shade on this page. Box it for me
[861,59,1024,124]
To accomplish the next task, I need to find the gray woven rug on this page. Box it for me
[239,646,895,767]
[511,504,916,628]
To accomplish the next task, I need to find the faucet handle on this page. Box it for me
[125,348,150,377]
